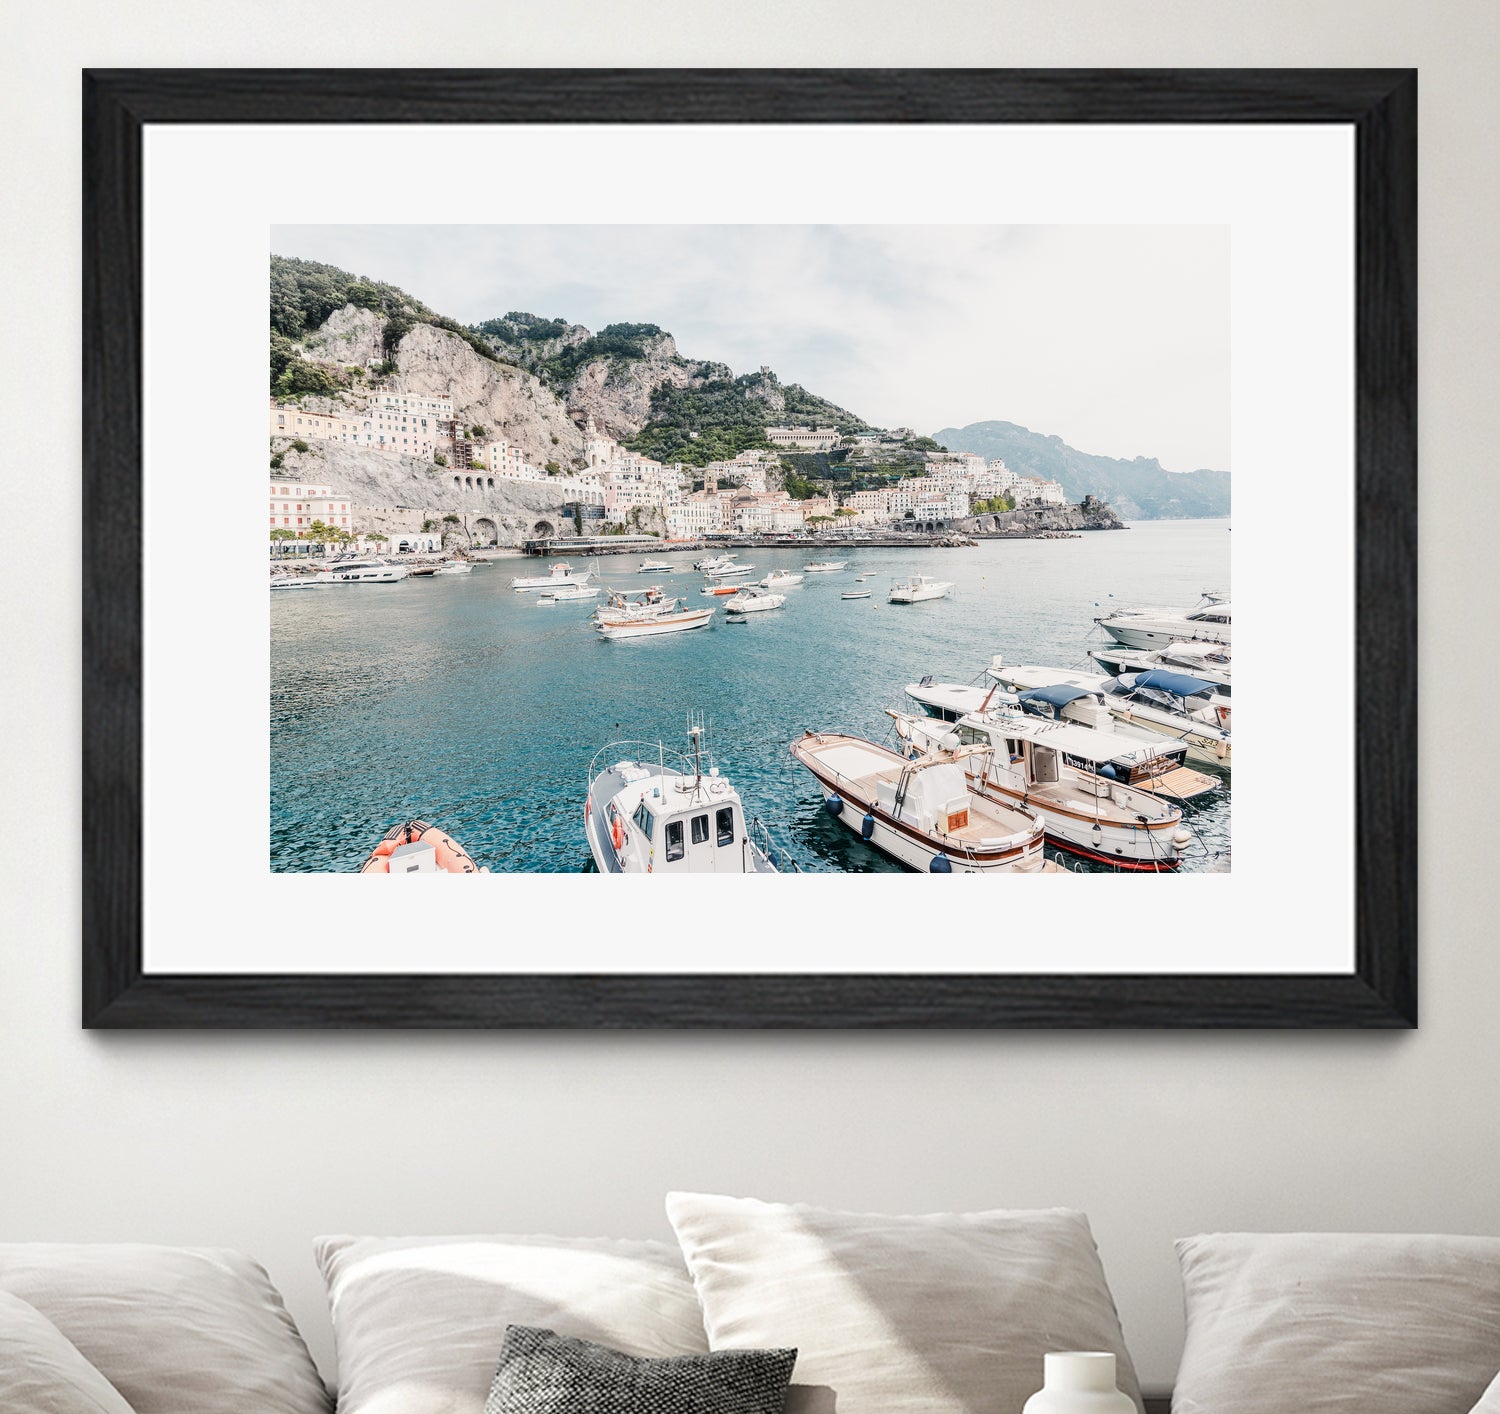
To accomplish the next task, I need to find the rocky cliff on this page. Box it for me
[955,501,1126,536]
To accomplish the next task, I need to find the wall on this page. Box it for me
[2,0,1495,1397]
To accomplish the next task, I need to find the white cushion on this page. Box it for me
[315,1232,710,1414]
[666,1191,1143,1414]
[1174,1232,1500,1413]
[0,1290,135,1413]
[0,1244,330,1414]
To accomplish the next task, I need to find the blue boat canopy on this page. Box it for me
[1018,684,1100,710]
[1127,669,1219,697]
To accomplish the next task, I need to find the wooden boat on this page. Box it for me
[790,731,1054,873]
[841,590,873,600]
[596,606,715,639]
[359,820,487,874]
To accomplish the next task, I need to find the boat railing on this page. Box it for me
[586,740,698,792]
[747,816,800,873]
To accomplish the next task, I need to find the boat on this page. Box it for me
[704,563,755,580]
[359,820,488,874]
[596,586,678,617]
[889,708,1194,870]
[584,724,783,873]
[803,560,847,573]
[790,731,1053,873]
[310,559,408,584]
[693,552,738,572]
[637,558,675,573]
[596,606,716,640]
[725,589,785,615]
[268,574,321,590]
[1090,640,1233,695]
[854,575,872,582]
[904,676,1220,801]
[435,560,473,575]
[700,583,744,597]
[889,575,953,603]
[537,584,601,604]
[986,658,1231,768]
[1095,600,1232,649]
[841,590,872,600]
[759,570,804,588]
[511,562,592,592]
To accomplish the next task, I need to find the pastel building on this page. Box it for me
[268,481,352,535]
[269,391,455,459]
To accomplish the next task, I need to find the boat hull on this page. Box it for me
[596,608,715,639]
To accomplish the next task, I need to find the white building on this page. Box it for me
[1015,477,1067,506]
[268,480,352,536]
[269,391,455,459]
[766,425,840,451]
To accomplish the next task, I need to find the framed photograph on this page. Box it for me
[83,69,1415,1028]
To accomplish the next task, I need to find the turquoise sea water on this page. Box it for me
[270,520,1230,873]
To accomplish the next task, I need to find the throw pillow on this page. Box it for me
[316,1233,710,1414]
[0,1290,135,1414]
[1174,1232,1500,1413]
[0,1244,330,1414]
[485,1325,795,1414]
[666,1192,1143,1414]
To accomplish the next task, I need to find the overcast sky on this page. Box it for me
[273,224,1228,472]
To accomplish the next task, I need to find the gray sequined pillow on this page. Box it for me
[486,1326,796,1414]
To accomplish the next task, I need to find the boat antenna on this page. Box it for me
[686,711,705,790]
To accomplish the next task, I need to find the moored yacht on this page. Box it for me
[585,725,783,873]
[889,574,953,604]
[1095,599,1232,649]
[537,583,600,604]
[637,558,674,573]
[725,589,785,615]
[760,569,804,588]
[704,562,756,580]
[694,552,738,572]
[987,659,1231,768]
[790,731,1053,873]
[889,709,1194,869]
[1090,640,1232,694]
[435,559,473,575]
[803,560,847,573]
[511,562,592,592]
[905,675,1220,801]
[595,585,677,618]
[311,559,407,584]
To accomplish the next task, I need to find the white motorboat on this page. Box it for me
[889,575,953,603]
[584,725,784,874]
[704,563,756,580]
[537,584,601,604]
[790,732,1053,873]
[759,569,804,588]
[1090,639,1233,694]
[1095,599,1232,649]
[803,560,847,573]
[694,552,738,572]
[435,560,473,575]
[637,559,674,573]
[987,658,1231,768]
[595,586,678,618]
[269,574,321,590]
[890,709,1194,870]
[596,606,715,640]
[904,676,1220,801]
[310,559,407,584]
[841,590,872,600]
[700,583,745,597]
[511,561,593,592]
[725,589,785,615]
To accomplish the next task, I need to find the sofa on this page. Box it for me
[3,1194,1500,1413]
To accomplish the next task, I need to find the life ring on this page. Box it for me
[611,811,626,852]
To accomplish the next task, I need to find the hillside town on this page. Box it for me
[268,393,1068,549]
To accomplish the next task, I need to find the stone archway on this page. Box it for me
[532,519,555,538]
[464,475,473,489]
[474,516,498,546]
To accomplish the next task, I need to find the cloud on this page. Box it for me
[273,223,1228,471]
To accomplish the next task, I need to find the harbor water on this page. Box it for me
[270,520,1231,873]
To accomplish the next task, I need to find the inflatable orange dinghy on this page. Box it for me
[360,819,487,874]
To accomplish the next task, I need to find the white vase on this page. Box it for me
[1021,1352,1137,1413]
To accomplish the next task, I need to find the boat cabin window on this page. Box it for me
[956,725,989,748]
[665,820,685,862]
[632,802,654,840]
[691,814,709,846]
[716,806,735,847]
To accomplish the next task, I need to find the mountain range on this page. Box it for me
[269,255,1228,517]
[934,421,1231,520]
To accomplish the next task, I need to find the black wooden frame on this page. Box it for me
[82,69,1417,1029]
